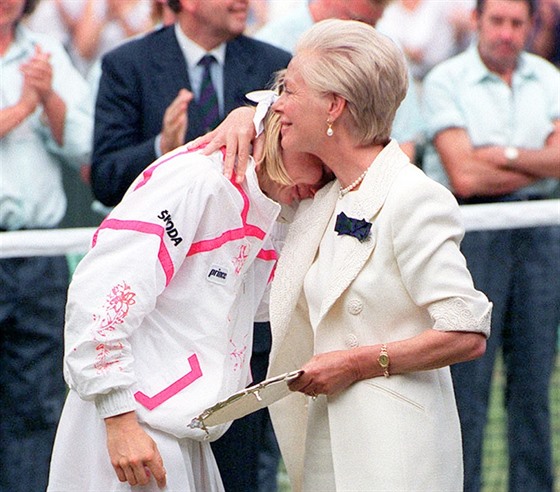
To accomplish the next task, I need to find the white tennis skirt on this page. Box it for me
[48,391,224,492]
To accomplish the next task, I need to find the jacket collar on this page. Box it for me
[270,140,409,350]
[465,43,537,86]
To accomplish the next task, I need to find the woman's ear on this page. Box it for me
[327,93,346,123]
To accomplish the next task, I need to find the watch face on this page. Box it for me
[505,147,519,161]
[378,354,389,367]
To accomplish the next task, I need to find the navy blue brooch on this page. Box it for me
[334,212,372,242]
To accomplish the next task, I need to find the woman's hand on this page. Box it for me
[187,106,257,183]
[104,412,167,489]
[288,329,487,398]
[288,350,363,397]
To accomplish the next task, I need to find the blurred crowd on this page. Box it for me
[20,0,560,225]
[1,1,558,492]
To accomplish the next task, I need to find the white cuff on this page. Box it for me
[95,387,137,418]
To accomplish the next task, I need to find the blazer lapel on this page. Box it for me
[153,27,192,94]
[223,39,254,113]
[271,141,409,350]
[270,182,338,352]
[317,141,409,324]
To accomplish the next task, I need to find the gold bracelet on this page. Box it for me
[378,343,390,377]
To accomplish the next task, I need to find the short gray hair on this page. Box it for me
[294,19,408,145]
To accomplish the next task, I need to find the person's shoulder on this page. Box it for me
[20,26,67,54]
[424,48,471,85]
[395,163,457,206]
[151,148,227,191]
[103,25,175,61]
[521,51,560,78]
[229,35,291,63]
[20,27,79,71]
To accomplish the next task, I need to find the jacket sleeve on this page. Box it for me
[390,170,492,337]
[64,154,221,417]
[90,51,159,206]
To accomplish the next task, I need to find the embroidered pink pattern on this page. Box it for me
[134,354,203,410]
[94,341,124,374]
[92,281,136,373]
[229,336,249,372]
[232,243,250,274]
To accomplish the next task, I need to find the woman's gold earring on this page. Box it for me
[326,120,334,137]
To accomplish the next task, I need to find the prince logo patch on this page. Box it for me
[207,264,229,285]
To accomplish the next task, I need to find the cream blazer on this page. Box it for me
[268,141,491,492]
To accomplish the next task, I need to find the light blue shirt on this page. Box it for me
[253,3,313,54]
[0,25,93,230]
[254,5,425,145]
[422,44,560,197]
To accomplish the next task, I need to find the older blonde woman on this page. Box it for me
[47,111,325,492]
[194,19,492,492]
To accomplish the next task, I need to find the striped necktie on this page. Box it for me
[198,55,220,133]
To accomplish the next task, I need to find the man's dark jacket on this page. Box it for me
[91,25,291,207]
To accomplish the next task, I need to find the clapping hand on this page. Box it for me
[19,45,54,107]
[160,88,194,155]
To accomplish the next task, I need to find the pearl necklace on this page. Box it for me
[339,166,370,198]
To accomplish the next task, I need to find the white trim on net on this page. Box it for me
[0,200,559,259]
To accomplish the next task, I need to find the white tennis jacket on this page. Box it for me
[63,146,280,441]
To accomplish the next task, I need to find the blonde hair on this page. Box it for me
[255,72,295,187]
[258,110,294,187]
[294,19,408,145]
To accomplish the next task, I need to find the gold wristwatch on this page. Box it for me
[378,344,390,378]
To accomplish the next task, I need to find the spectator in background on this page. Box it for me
[151,0,177,27]
[26,0,153,77]
[71,0,153,76]
[529,0,560,66]
[246,0,269,34]
[265,0,308,21]
[26,0,155,230]
[25,0,83,64]
[246,0,309,34]
[0,1,93,491]
[91,0,290,208]
[422,0,560,490]
[90,1,291,490]
[376,0,475,84]
[253,0,424,163]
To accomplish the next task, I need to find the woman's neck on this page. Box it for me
[323,143,385,190]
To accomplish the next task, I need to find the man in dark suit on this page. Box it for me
[91,0,290,207]
[90,2,291,491]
